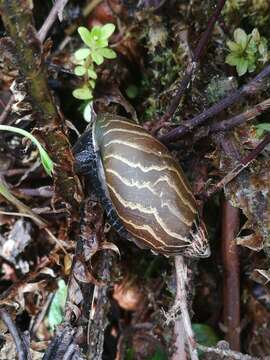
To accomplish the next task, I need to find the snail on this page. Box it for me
[73,113,210,258]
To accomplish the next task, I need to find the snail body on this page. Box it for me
[73,113,210,257]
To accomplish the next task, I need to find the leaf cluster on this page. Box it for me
[72,24,117,121]
[226,28,269,76]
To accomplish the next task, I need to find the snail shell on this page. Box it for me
[74,113,210,258]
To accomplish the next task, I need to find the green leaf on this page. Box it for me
[83,102,93,122]
[78,27,92,47]
[255,123,270,137]
[0,125,54,176]
[193,324,219,356]
[74,48,91,61]
[236,58,248,76]
[225,53,240,66]
[73,87,93,100]
[91,26,102,40]
[256,127,265,137]
[100,23,116,39]
[97,48,117,59]
[96,39,109,48]
[125,348,134,360]
[74,66,86,76]
[256,123,270,132]
[126,84,138,99]
[88,68,97,79]
[248,61,256,73]
[91,50,104,65]
[251,28,260,43]
[234,28,248,49]
[193,324,219,345]
[227,40,241,53]
[47,279,67,330]
[39,147,54,177]
[86,26,109,48]
[258,38,268,62]
[146,348,167,360]
[246,38,257,55]
[89,79,96,89]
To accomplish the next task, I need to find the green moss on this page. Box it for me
[223,0,270,31]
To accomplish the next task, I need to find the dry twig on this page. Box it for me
[160,64,270,143]
[192,97,270,142]
[0,0,83,211]
[221,200,240,350]
[152,0,227,133]
[172,255,198,360]
[0,0,68,126]
[38,0,69,43]
[197,343,263,360]
[0,308,30,360]
[0,96,13,124]
[203,131,270,199]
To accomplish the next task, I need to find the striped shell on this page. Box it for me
[92,113,210,258]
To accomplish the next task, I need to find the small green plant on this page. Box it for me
[225,28,269,76]
[47,279,67,330]
[0,125,53,176]
[72,24,117,121]
[255,123,270,137]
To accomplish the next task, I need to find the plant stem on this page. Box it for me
[174,255,199,360]
[0,180,47,228]
[160,63,270,143]
[194,97,270,141]
[197,343,261,360]
[221,199,240,350]
[0,124,53,176]
[153,0,227,133]
[38,0,69,43]
[0,125,43,151]
[0,309,29,360]
[0,0,83,211]
[203,131,270,199]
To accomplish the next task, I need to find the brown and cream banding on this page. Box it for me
[93,113,210,257]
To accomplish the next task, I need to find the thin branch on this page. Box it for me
[172,317,187,360]
[221,199,240,350]
[160,63,270,143]
[82,0,103,17]
[0,96,13,124]
[42,324,83,360]
[203,131,270,199]
[153,0,227,133]
[210,97,270,133]
[0,178,47,228]
[193,97,270,142]
[173,255,198,360]
[197,343,262,360]
[38,0,69,43]
[0,1,68,125]
[0,308,29,360]
[0,0,83,211]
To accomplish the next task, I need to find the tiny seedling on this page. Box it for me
[72,23,117,121]
[0,125,54,176]
[226,28,269,76]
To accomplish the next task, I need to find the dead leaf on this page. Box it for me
[0,218,32,265]
[225,159,270,251]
